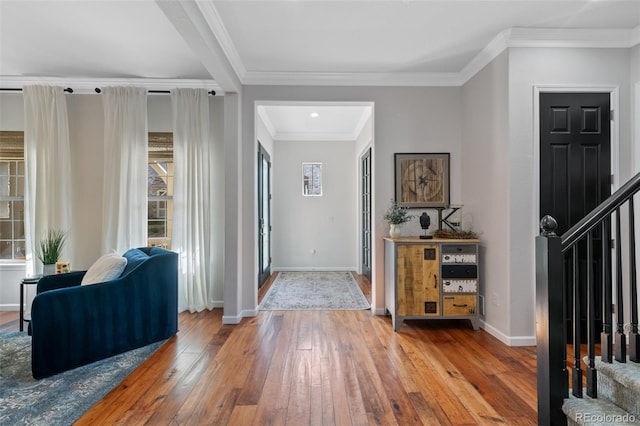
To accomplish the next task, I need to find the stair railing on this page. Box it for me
[536,172,640,425]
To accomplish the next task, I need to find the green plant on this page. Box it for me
[36,229,67,265]
[383,199,414,224]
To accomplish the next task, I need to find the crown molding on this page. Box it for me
[459,28,511,86]
[242,71,462,87]
[352,108,372,141]
[0,76,223,95]
[240,25,640,88]
[507,27,639,48]
[256,106,278,139]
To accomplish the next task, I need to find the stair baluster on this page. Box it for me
[629,197,639,362]
[586,231,597,397]
[572,246,583,398]
[615,207,627,363]
[601,217,613,363]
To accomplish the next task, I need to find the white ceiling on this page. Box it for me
[258,104,372,141]
[1,0,639,137]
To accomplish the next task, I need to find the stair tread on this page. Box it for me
[593,357,640,394]
[563,394,639,425]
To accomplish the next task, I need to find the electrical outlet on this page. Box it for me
[490,292,499,307]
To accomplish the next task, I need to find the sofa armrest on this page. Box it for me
[37,271,86,294]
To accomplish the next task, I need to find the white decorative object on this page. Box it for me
[389,223,401,238]
[43,264,56,276]
[81,252,127,285]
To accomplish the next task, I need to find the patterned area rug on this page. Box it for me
[259,271,370,310]
[0,332,165,425]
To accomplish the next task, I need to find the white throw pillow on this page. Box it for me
[81,251,128,285]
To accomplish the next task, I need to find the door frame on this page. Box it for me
[257,142,272,288]
[359,145,373,279]
[533,85,620,240]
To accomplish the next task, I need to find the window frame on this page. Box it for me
[0,131,26,262]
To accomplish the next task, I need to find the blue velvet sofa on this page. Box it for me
[30,247,178,379]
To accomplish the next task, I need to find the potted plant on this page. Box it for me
[36,229,67,275]
[383,199,413,238]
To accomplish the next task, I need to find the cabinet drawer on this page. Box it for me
[443,295,477,316]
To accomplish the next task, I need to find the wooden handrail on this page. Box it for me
[561,172,640,250]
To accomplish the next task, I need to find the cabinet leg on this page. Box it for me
[394,318,404,332]
[470,318,480,331]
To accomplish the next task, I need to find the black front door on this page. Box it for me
[539,92,611,340]
[258,143,272,288]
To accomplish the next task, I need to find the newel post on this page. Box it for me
[536,215,568,426]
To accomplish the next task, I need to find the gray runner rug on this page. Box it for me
[259,271,370,310]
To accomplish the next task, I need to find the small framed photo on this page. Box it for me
[302,162,322,196]
[394,153,450,208]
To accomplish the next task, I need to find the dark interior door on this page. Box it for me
[361,148,372,281]
[258,143,272,288]
[540,92,611,340]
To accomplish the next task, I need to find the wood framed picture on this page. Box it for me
[394,153,450,208]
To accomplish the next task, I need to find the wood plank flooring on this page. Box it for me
[1,273,538,425]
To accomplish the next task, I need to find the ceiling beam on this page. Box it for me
[155,0,242,93]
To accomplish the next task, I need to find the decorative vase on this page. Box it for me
[43,264,56,276]
[389,223,402,238]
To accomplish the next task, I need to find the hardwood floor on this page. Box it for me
[2,274,538,425]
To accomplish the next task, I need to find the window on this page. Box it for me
[0,131,25,260]
[302,162,322,196]
[148,133,173,249]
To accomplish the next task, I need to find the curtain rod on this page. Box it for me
[94,88,216,96]
[0,87,74,93]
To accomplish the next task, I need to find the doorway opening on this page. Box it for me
[254,101,374,308]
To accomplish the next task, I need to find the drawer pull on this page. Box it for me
[434,275,438,288]
[453,303,468,308]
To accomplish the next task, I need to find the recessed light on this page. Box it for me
[310,112,319,118]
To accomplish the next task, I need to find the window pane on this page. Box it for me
[148,220,166,237]
[0,221,11,239]
[14,201,23,221]
[14,240,25,260]
[14,218,24,239]
[0,241,12,259]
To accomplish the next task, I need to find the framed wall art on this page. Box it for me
[394,153,450,208]
[302,162,322,196]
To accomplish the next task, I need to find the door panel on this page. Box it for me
[540,92,611,341]
[397,244,440,317]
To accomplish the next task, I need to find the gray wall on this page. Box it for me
[461,51,510,340]
[240,85,464,317]
[272,139,357,270]
[506,47,633,342]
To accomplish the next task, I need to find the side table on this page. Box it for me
[20,276,41,332]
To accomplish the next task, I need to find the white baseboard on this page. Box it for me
[480,319,536,346]
[222,308,258,325]
[372,307,386,316]
[221,314,242,325]
[0,305,19,312]
[272,266,357,272]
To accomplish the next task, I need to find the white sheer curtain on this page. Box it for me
[23,85,74,275]
[171,88,216,312]
[101,87,148,254]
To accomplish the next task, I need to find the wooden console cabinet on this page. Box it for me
[384,237,480,331]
